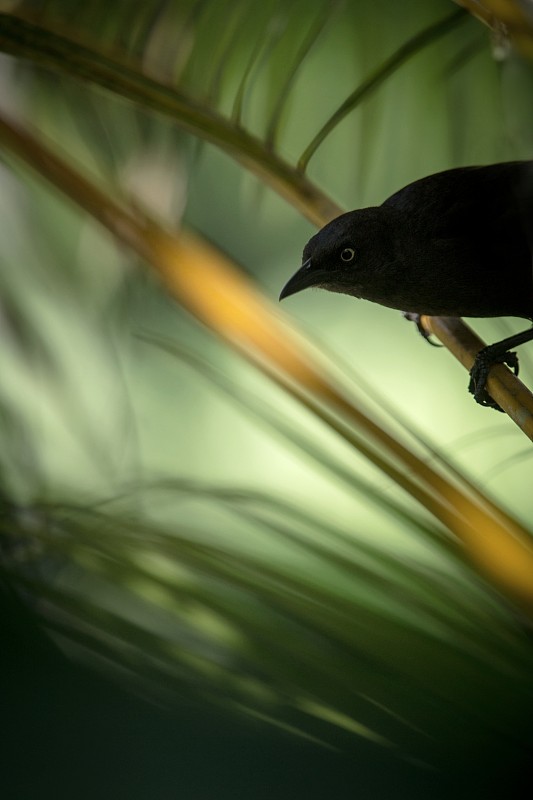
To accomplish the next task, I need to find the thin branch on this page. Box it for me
[297,7,468,172]
[421,316,533,442]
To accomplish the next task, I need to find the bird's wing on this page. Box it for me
[382,161,533,244]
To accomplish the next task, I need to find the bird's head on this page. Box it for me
[279,207,399,303]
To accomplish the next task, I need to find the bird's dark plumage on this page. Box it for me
[279,162,533,410]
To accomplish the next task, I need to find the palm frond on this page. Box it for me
[0,11,341,223]
[2,2,533,782]
[2,111,533,619]
[297,7,468,171]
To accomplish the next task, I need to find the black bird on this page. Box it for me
[279,162,533,411]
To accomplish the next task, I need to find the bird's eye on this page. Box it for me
[340,248,355,262]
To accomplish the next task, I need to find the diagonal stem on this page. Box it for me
[297,7,468,172]
[421,316,533,441]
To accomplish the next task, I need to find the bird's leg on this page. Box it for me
[403,312,442,347]
[468,326,533,411]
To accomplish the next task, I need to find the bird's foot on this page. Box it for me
[468,346,519,412]
[403,312,442,347]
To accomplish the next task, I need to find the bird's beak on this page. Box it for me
[279,259,318,301]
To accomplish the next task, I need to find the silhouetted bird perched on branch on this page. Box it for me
[279,162,533,411]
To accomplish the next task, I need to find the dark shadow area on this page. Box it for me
[2,579,531,800]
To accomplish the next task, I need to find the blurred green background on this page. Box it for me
[1,1,533,797]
